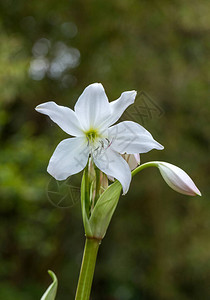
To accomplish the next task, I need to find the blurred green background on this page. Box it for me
[0,0,209,299]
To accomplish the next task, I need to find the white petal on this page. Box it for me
[108,121,164,154]
[47,137,89,180]
[157,162,201,196]
[36,101,83,136]
[123,154,140,170]
[107,175,115,182]
[134,153,140,164]
[74,83,111,131]
[93,147,131,194]
[101,90,137,128]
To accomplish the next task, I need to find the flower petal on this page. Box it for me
[122,154,140,170]
[108,121,164,154]
[157,162,201,196]
[134,153,140,164]
[36,101,83,136]
[93,147,131,194]
[101,90,137,128]
[47,137,89,180]
[74,83,111,131]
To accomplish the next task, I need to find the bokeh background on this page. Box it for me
[0,0,209,299]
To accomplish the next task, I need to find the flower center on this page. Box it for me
[85,129,111,157]
[85,129,98,144]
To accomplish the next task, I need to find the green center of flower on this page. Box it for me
[85,129,99,143]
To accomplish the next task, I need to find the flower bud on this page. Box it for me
[157,162,201,196]
[88,159,108,204]
[123,153,140,170]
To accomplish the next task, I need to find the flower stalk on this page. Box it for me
[75,238,101,300]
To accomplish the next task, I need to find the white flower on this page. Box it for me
[35,83,163,194]
[157,162,201,196]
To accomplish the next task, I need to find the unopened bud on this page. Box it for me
[157,162,201,196]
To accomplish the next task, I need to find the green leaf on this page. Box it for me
[89,181,122,239]
[41,270,58,300]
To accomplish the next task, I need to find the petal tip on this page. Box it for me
[130,90,137,101]
[195,189,202,197]
[35,104,45,112]
[122,90,137,103]
[90,82,103,88]
[156,143,164,150]
[187,180,201,197]
[35,101,54,112]
[122,189,128,196]
[131,90,137,95]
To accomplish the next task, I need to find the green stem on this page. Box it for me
[75,238,101,300]
[94,165,101,203]
[131,161,158,177]
[85,164,90,217]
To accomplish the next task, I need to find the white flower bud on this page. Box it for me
[122,153,140,171]
[157,162,201,196]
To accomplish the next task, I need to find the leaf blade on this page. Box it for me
[41,270,58,300]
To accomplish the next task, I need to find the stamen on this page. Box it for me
[99,140,104,148]
[85,129,112,158]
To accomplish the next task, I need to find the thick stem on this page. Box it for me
[75,238,101,300]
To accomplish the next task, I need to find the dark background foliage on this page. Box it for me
[0,0,209,299]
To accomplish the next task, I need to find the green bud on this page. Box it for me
[89,181,122,239]
[81,171,122,239]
